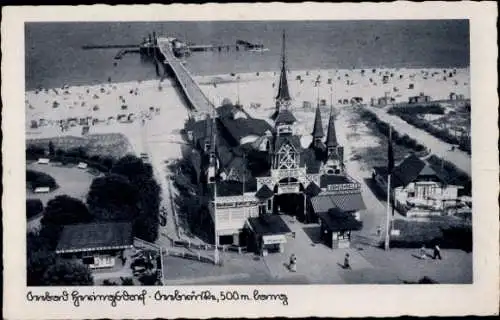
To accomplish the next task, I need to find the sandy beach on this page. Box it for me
[25,67,470,154]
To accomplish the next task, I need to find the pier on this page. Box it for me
[156,37,215,117]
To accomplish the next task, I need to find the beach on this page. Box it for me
[25,67,470,156]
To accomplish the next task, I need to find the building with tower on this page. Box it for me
[185,31,366,255]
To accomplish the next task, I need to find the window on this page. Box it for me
[267,199,272,212]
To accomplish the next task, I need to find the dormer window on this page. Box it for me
[204,142,210,152]
[208,176,216,183]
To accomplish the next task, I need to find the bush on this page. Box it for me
[26,199,44,219]
[26,170,57,190]
[26,145,46,160]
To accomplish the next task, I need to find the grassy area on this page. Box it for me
[26,133,131,159]
[391,218,472,252]
[26,162,96,205]
[347,107,428,168]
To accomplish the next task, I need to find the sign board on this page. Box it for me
[390,229,401,236]
[263,235,286,245]
[327,183,359,192]
[278,184,300,194]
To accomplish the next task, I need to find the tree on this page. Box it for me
[121,277,134,285]
[26,199,44,219]
[27,232,56,286]
[111,155,153,181]
[42,195,93,227]
[42,260,93,286]
[87,174,140,221]
[40,195,93,248]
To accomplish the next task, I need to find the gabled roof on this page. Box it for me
[219,116,273,142]
[272,109,297,124]
[56,222,133,254]
[216,180,244,197]
[325,110,338,148]
[275,135,302,152]
[311,192,366,213]
[255,184,274,199]
[312,105,324,138]
[391,154,427,188]
[304,182,322,197]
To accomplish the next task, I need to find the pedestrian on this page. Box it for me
[376,225,382,237]
[433,244,442,260]
[420,245,427,259]
[343,253,351,269]
[289,254,297,272]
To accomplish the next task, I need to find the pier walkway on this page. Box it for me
[157,37,214,117]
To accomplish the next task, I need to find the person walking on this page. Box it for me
[420,245,427,259]
[289,254,297,272]
[433,244,442,260]
[343,253,351,269]
[376,225,382,237]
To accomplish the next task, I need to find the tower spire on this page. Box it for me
[275,30,291,106]
[312,104,324,139]
[325,106,338,148]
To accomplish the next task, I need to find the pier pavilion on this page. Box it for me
[185,31,366,253]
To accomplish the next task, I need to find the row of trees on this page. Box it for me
[359,109,427,153]
[387,107,471,154]
[27,154,161,286]
[388,104,446,115]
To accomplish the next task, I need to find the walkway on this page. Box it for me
[366,106,471,176]
[157,37,214,116]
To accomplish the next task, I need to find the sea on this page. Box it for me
[25,20,470,90]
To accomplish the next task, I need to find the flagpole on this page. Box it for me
[384,173,392,251]
[384,126,393,251]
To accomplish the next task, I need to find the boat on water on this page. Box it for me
[248,47,270,53]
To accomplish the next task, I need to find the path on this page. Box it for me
[367,106,471,176]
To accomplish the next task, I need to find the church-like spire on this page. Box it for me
[312,105,324,139]
[325,106,338,148]
[275,30,291,103]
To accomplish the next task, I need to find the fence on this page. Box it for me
[170,238,248,254]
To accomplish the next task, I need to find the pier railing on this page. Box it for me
[157,38,214,116]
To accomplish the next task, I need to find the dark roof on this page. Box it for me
[272,109,297,124]
[216,180,244,197]
[248,215,291,236]
[319,174,352,188]
[220,117,272,142]
[304,182,322,197]
[391,154,432,188]
[318,208,363,232]
[301,148,322,174]
[312,105,324,138]
[325,111,338,148]
[255,184,274,199]
[311,192,366,213]
[56,222,133,253]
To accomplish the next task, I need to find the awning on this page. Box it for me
[311,192,366,214]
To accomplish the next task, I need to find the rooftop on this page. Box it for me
[56,222,133,254]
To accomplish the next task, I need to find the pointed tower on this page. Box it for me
[324,107,343,174]
[274,30,292,115]
[325,107,338,151]
[311,105,324,147]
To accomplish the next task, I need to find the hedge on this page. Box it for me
[359,109,427,153]
[388,104,445,115]
[26,170,57,190]
[26,199,44,219]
